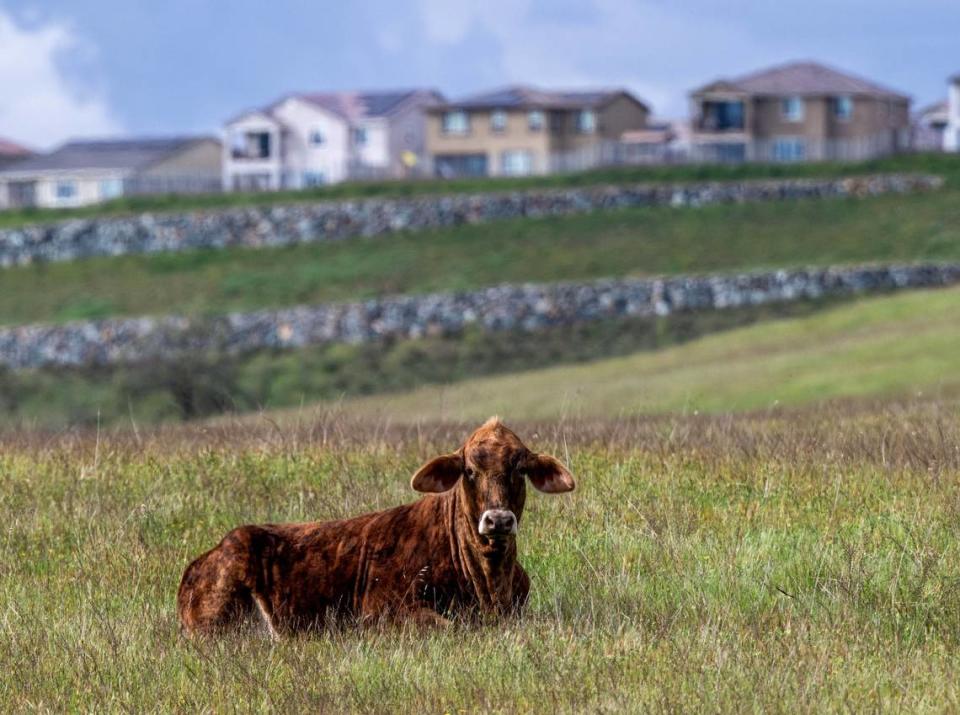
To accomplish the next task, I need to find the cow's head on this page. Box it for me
[411,417,575,543]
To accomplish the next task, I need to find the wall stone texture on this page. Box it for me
[1,262,957,370]
[0,174,942,267]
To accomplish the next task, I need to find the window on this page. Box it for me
[576,109,597,134]
[781,96,804,122]
[772,137,806,162]
[442,111,469,135]
[528,110,545,131]
[99,178,124,200]
[353,127,368,145]
[303,171,325,187]
[501,150,534,176]
[490,110,507,133]
[833,96,853,120]
[55,180,77,200]
[309,130,325,146]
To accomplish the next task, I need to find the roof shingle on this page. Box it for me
[693,61,908,100]
[0,136,215,173]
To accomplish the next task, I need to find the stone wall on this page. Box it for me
[1,263,957,370]
[0,174,942,267]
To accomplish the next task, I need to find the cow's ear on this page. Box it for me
[523,453,575,493]
[411,452,463,493]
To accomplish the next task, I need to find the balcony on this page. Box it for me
[230,131,273,161]
[695,100,746,133]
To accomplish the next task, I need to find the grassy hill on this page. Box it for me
[1,151,958,231]
[3,185,960,325]
[315,286,960,422]
[3,403,959,710]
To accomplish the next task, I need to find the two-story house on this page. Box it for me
[945,74,960,152]
[689,61,911,162]
[425,86,650,178]
[222,89,443,191]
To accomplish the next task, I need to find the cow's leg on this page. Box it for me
[178,529,260,636]
[252,591,281,640]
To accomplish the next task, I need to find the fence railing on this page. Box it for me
[547,131,910,173]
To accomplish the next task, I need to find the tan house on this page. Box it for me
[426,86,650,177]
[689,61,910,162]
[0,137,221,209]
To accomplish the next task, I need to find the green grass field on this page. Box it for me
[309,286,960,422]
[3,187,960,325]
[2,151,958,231]
[2,406,958,711]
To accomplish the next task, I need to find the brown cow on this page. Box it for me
[177,418,575,636]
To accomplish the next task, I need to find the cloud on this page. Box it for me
[413,0,945,116]
[0,10,120,149]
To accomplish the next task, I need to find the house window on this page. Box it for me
[55,180,77,200]
[99,178,124,200]
[353,127,368,145]
[490,110,507,133]
[501,150,534,176]
[834,96,853,120]
[576,109,597,134]
[309,130,325,146]
[442,111,469,135]
[303,171,326,187]
[772,137,806,162]
[528,110,545,131]
[781,96,804,122]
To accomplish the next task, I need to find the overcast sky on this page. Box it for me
[1,0,957,148]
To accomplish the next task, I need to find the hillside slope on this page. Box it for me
[321,286,960,421]
[2,187,960,325]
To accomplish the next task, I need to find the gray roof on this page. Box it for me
[693,61,909,100]
[438,85,648,111]
[240,89,444,125]
[0,136,215,174]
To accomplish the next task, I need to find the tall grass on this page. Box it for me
[1,405,959,711]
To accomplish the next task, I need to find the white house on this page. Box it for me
[0,137,221,210]
[223,89,444,191]
[945,74,960,152]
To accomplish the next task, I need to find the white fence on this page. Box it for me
[548,131,910,174]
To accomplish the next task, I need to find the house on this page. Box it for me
[689,61,911,162]
[0,138,32,169]
[425,86,650,178]
[912,100,949,152]
[945,75,960,152]
[222,89,444,191]
[0,136,222,210]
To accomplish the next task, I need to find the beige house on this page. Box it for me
[689,61,911,162]
[426,86,650,177]
[0,137,221,209]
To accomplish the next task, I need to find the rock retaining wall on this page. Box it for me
[1,263,957,370]
[0,174,942,267]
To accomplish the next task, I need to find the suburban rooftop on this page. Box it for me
[232,89,445,125]
[434,85,648,111]
[692,60,910,100]
[0,136,217,174]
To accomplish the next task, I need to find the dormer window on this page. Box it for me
[490,110,507,133]
[442,111,470,135]
[781,96,804,122]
